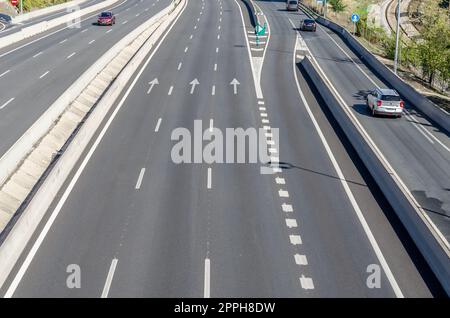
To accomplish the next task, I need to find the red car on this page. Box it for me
[97,11,115,26]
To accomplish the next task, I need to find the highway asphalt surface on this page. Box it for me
[255,0,450,247]
[0,0,443,297]
[0,0,172,158]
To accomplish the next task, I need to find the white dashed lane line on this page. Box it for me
[135,168,146,190]
[282,203,293,212]
[59,39,68,44]
[101,258,118,298]
[168,85,173,95]
[289,235,302,245]
[0,97,15,110]
[0,69,11,78]
[207,168,212,189]
[66,52,76,59]
[155,118,162,132]
[89,39,95,44]
[39,71,49,79]
[32,51,43,58]
[177,62,182,70]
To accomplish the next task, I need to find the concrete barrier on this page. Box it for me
[300,56,450,295]
[298,3,450,133]
[12,0,91,24]
[0,0,186,292]
[0,0,120,50]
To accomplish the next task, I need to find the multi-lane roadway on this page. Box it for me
[0,0,447,297]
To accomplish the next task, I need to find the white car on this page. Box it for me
[286,0,298,11]
[366,88,404,117]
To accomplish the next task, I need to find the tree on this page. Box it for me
[415,2,450,85]
[328,0,346,13]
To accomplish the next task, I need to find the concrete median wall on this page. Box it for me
[300,56,450,295]
[298,3,450,134]
[0,0,119,50]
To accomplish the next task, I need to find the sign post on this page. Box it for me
[351,13,360,35]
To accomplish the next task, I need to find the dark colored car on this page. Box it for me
[300,19,316,32]
[97,11,115,26]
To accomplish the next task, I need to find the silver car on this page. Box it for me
[286,0,298,11]
[366,88,404,117]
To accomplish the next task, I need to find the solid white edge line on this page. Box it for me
[3,0,188,298]
[288,18,404,298]
[101,258,118,298]
[204,258,210,298]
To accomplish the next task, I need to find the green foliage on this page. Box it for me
[21,0,69,12]
[328,0,346,13]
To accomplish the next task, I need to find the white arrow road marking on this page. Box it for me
[101,259,118,298]
[230,78,240,95]
[147,78,159,94]
[190,78,199,94]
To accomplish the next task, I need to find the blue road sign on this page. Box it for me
[351,13,360,23]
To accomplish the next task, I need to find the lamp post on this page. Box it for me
[394,0,401,74]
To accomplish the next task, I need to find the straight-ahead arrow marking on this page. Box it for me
[147,78,159,94]
[230,78,240,95]
[190,78,199,94]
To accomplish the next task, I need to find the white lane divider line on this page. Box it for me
[189,34,193,39]
[259,107,266,111]
[282,203,293,213]
[136,13,140,17]
[260,112,268,117]
[279,189,289,198]
[209,119,213,132]
[211,85,215,96]
[263,126,270,131]
[177,62,182,70]
[295,254,308,265]
[122,20,128,25]
[101,258,118,298]
[207,167,212,189]
[135,168,146,190]
[168,86,173,95]
[0,69,11,78]
[39,71,49,79]
[66,52,76,59]
[106,29,113,34]
[81,28,88,33]
[216,47,219,53]
[262,119,269,124]
[88,39,95,45]
[155,118,162,132]
[285,219,298,228]
[289,235,302,245]
[0,97,15,110]
[214,63,217,71]
[217,34,220,40]
[194,25,197,29]
[184,46,189,53]
[33,51,43,58]
[299,275,314,290]
[204,258,211,298]
[275,177,285,185]
[258,101,265,105]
